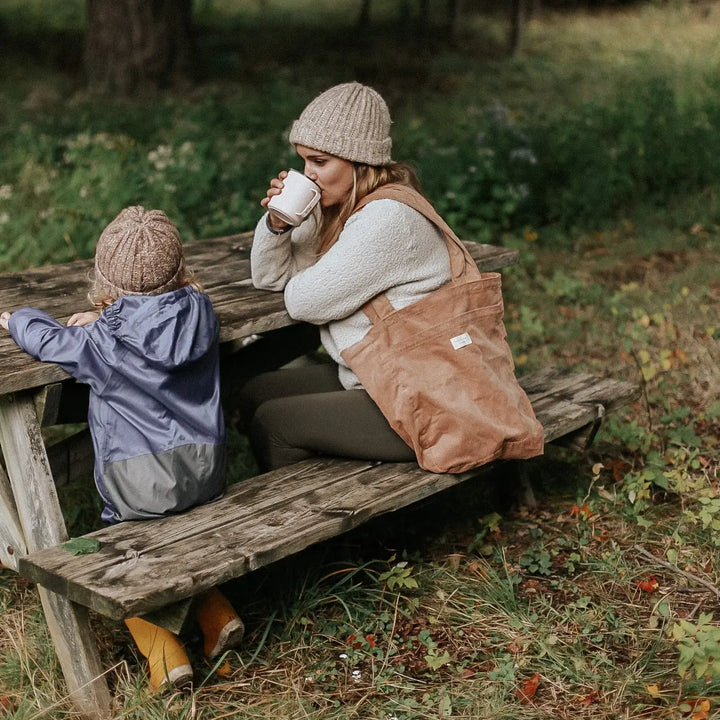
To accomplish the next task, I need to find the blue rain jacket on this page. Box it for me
[9,287,226,524]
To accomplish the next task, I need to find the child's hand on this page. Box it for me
[0,311,10,330]
[67,311,99,327]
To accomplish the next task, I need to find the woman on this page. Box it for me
[241,82,456,471]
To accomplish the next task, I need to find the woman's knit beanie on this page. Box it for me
[93,206,185,298]
[288,82,392,166]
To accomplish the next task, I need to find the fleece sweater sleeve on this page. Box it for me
[8,308,111,393]
[250,211,320,290]
[283,199,445,324]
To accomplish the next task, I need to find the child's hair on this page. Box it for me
[88,206,202,309]
[88,269,202,310]
[316,161,422,256]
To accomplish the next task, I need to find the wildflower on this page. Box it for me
[510,147,537,165]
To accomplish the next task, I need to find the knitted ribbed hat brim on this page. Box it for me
[93,261,185,298]
[289,82,392,166]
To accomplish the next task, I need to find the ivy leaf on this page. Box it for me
[61,537,101,556]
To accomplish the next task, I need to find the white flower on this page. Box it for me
[509,147,537,165]
[148,144,173,171]
[0,185,13,200]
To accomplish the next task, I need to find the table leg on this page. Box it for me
[0,461,26,570]
[0,392,112,720]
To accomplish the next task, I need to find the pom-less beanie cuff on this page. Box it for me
[288,82,393,166]
[93,260,185,298]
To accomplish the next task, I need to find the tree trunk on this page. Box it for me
[85,0,193,95]
[446,0,465,43]
[509,0,525,56]
[357,0,372,29]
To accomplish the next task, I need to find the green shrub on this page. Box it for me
[525,76,720,230]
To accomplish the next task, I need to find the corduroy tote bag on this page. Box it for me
[340,184,544,474]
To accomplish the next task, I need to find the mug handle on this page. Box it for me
[299,188,322,217]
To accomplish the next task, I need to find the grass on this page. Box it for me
[0,0,719,718]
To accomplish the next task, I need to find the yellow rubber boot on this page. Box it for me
[124,616,193,690]
[196,588,245,659]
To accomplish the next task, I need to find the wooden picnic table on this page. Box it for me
[0,231,519,718]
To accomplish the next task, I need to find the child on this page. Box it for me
[0,206,244,689]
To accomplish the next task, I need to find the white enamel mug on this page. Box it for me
[267,169,322,227]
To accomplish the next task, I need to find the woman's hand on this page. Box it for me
[0,311,11,330]
[67,311,99,327]
[261,170,293,232]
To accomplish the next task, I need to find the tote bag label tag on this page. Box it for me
[451,332,472,350]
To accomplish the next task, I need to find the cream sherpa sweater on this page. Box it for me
[251,198,451,389]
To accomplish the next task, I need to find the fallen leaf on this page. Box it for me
[579,690,599,706]
[593,528,611,542]
[61,537,101,555]
[215,659,232,678]
[687,698,711,719]
[646,684,663,699]
[608,459,632,482]
[0,696,14,718]
[637,576,659,593]
[516,672,540,703]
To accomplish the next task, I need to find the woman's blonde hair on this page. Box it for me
[316,161,422,256]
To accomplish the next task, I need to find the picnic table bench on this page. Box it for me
[0,232,639,719]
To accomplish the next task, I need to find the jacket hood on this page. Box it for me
[101,287,218,369]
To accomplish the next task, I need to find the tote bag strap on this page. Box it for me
[351,184,479,322]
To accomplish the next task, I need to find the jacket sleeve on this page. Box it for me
[8,308,112,392]
[250,212,320,291]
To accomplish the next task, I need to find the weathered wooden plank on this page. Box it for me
[21,459,471,618]
[521,367,640,450]
[0,234,517,395]
[0,393,111,719]
[521,365,639,408]
[34,383,63,427]
[19,368,639,620]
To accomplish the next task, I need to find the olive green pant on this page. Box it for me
[238,362,416,472]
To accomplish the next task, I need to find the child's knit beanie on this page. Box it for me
[94,206,184,298]
[288,82,392,166]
